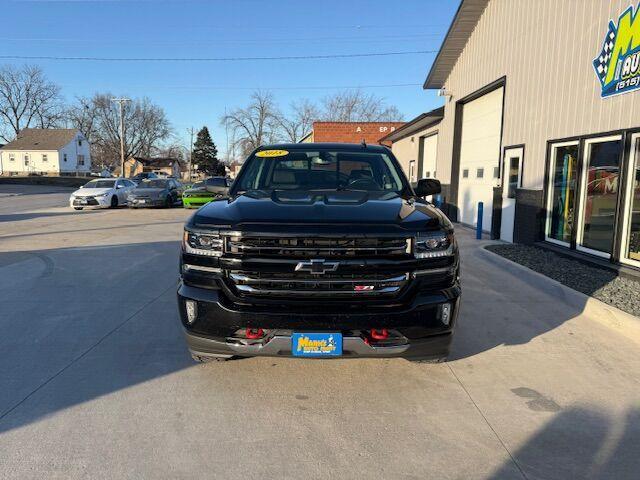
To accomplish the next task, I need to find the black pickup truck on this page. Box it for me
[177,143,460,362]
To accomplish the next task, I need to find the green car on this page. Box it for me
[182,177,230,209]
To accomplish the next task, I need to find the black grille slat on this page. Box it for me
[223,235,411,299]
[228,271,409,297]
[226,236,409,258]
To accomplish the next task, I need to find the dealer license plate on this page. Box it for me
[291,333,342,357]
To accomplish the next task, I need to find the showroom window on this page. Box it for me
[576,136,622,257]
[546,142,579,246]
[621,133,640,267]
[546,131,640,267]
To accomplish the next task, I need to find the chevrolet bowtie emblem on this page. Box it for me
[295,259,339,275]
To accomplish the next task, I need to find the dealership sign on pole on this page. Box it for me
[593,4,640,98]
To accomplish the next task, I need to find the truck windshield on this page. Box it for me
[235,150,406,193]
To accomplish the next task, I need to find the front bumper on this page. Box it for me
[182,196,215,208]
[127,198,164,207]
[70,196,109,208]
[177,282,459,360]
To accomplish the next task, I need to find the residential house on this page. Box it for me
[122,156,183,179]
[0,129,91,176]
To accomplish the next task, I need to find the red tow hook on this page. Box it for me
[245,328,264,339]
[370,328,389,340]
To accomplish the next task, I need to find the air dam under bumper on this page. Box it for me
[178,283,459,360]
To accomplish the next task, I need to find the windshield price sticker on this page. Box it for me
[256,149,289,158]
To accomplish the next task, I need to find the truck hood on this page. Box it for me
[190,190,446,233]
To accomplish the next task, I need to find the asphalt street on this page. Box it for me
[1,184,639,480]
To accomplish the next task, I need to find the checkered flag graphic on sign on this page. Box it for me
[594,23,616,83]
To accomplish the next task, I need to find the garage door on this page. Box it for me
[420,134,438,179]
[458,87,504,229]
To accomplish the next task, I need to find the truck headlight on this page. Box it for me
[183,230,223,257]
[414,231,454,258]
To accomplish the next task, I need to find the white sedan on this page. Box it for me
[69,178,136,210]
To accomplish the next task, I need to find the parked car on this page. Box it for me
[130,172,158,184]
[127,178,184,208]
[178,143,460,363]
[182,177,230,209]
[69,178,136,210]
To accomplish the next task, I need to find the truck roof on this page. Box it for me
[257,142,391,153]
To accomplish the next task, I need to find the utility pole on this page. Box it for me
[111,98,130,177]
[187,127,195,181]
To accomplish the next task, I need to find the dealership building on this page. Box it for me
[389,0,640,269]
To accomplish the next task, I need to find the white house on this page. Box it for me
[0,128,91,176]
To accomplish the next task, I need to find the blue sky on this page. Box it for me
[1,0,458,153]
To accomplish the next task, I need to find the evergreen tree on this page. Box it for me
[192,126,224,176]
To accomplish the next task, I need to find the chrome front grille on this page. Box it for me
[226,236,410,258]
[228,271,409,297]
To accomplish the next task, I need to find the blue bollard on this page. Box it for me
[476,202,483,240]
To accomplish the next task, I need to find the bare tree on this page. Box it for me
[321,89,403,122]
[67,93,172,170]
[277,99,320,143]
[66,96,99,143]
[221,91,280,157]
[0,65,64,142]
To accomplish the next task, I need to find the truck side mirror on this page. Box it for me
[414,178,441,197]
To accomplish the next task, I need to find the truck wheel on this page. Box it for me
[191,354,232,363]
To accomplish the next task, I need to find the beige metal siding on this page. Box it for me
[435,0,640,190]
[391,124,440,180]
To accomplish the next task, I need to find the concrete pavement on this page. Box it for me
[0,185,639,480]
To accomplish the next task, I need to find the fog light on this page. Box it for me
[439,303,451,326]
[185,300,198,324]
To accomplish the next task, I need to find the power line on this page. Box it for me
[93,82,425,92]
[0,33,444,46]
[0,50,438,63]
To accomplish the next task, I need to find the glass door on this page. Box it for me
[576,136,623,258]
[545,142,579,246]
[621,134,640,267]
[500,147,523,243]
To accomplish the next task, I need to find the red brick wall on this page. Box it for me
[311,122,405,146]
